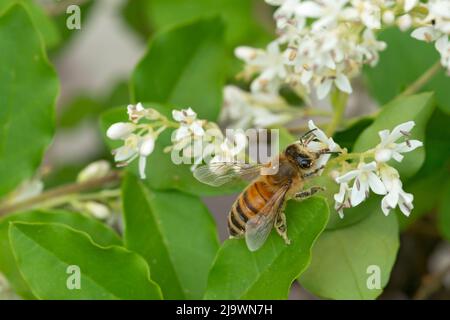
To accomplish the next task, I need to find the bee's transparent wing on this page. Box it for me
[193,162,264,187]
[245,183,290,252]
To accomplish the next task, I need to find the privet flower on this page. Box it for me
[231,0,450,113]
[410,0,450,72]
[220,85,292,129]
[107,103,246,176]
[107,103,169,179]
[236,0,392,100]
[333,120,422,218]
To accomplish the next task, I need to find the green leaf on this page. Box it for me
[438,182,450,241]
[121,0,270,49]
[353,92,435,178]
[334,116,374,151]
[0,209,121,299]
[299,211,399,300]
[130,17,226,121]
[9,222,162,299]
[0,4,59,197]
[0,0,60,49]
[122,174,219,299]
[204,197,329,299]
[364,27,450,114]
[100,105,242,196]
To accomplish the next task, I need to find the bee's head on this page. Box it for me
[285,143,316,170]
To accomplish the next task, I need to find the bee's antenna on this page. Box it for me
[300,128,317,145]
[320,151,342,155]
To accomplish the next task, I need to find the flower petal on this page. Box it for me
[139,156,147,179]
[367,172,387,195]
[335,74,352,94]
[336,169,360,183]
[316,79,333,100]
[395,140,423,153]
[350,178,366,206]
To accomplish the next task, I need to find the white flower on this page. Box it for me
[428,0,450,34]
[127,102,160,123]
[351,0,382,30]
[267,0,304,30]
[334,182,352,218]
[411,26,442,43]
[77,160,111,182]
[359,29,387,66]
[111,132,156,179]
[336,161,386,207]
[374,121,423,163]
[220,85,291,129]
[436,36,450,71]
[404,0,419,12]
[172,108,205,141]
[306,120,341,170]
[316,73,353,100]
[296,0,354,30]
[106,122,135,140]
[380,165,414,216]
[210,132,247,164]
[238,41,287,95]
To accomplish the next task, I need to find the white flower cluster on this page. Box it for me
[107,103,247,177]
[411,0,450,72]
[234,0,450,103]
[304,120,422,218]
[332,121,422,218]
[220,85,292,129]
[236,0,393,99]
[107,103,162,179]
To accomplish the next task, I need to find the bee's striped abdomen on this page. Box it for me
[228,181,274,237]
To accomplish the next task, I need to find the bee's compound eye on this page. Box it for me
[298,158,312,169]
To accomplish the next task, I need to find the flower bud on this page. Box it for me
[382,10,395,25]
[139,137,155,156]
[77,160,111,183]
[106,122,135,140]
[397,14,412,31]
[84,201,110,220]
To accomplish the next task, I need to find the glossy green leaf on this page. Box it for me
[130,17,226,121]
[353,92,435,178]
[438,182,450,241]
[100,105,242,196]
[204,197,329,299]
[0,4,58,197]
[9,222,161,299]
[364,28,450,114]
[0,0,60,48]
[122,174,219,299]
[299,211,399,300]
[122,0,270,49]
[0,210,121,299]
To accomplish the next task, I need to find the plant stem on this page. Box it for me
[326,91,348,136]
[401,61,441,96]
[0,172,121,217]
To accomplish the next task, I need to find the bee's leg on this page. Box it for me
[294,186,325,200]
[303,165,325,178]
[275,212,291,245]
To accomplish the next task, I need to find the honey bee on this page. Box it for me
[194,129,339,251]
